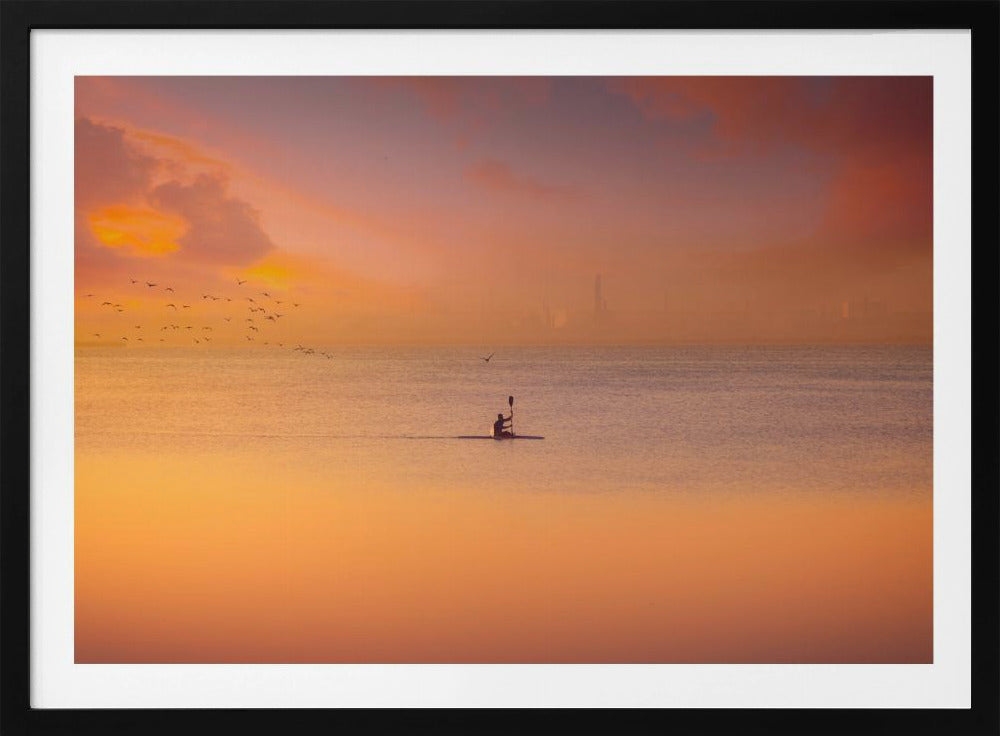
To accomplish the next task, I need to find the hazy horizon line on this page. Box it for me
[74,339,934,349]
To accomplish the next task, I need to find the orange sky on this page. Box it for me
[75,76,933,345]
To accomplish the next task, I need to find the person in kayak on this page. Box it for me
[493,412,513,439]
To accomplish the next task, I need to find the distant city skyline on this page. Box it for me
[75,76,932,345]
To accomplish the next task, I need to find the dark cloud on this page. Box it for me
[151,174,275,265]
[75,117,158,210]
[612,77,932,260]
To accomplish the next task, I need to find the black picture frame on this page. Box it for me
[2,1,997,733]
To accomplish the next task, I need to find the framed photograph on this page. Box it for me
[2,1,997,733]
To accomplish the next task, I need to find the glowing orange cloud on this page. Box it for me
[240,255,297,290]
[88,204,186,256]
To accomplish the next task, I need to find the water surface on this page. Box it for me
[75,345,932,662]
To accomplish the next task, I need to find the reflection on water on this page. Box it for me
[75,345,932,662]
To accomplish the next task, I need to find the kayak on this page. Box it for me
[455,435,545,440]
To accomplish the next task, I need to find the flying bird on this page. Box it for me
[166,304,177,309]
[237,278,247,285]
[101,301,112,306]
[93,333,101,338]
[129,278,138,284]
[481,353,494,362]
[164,287,174,292]
[146,282,157,288]
[224,317,231,322]
[182,305,191,309]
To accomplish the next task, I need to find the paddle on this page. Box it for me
[508,395,514,436]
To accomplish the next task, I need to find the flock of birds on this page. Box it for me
[81,276,341,359]
[84,276,501,364]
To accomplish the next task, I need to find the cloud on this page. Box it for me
[612,77,931,160]
[611,77,932,253]
[358,77,553,150]
[75,117,158,210]
[465,158,581,203]
[150,174,275,265]
[87,204,185,256]
[127,127,233,176]
[823,155,931,245]
[76,117,277,269]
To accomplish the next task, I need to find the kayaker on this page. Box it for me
[493,412,513,439]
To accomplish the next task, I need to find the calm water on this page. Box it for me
[75,345,933,663]
[77,344,932,498]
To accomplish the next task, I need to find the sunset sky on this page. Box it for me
[75,76,932,344]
